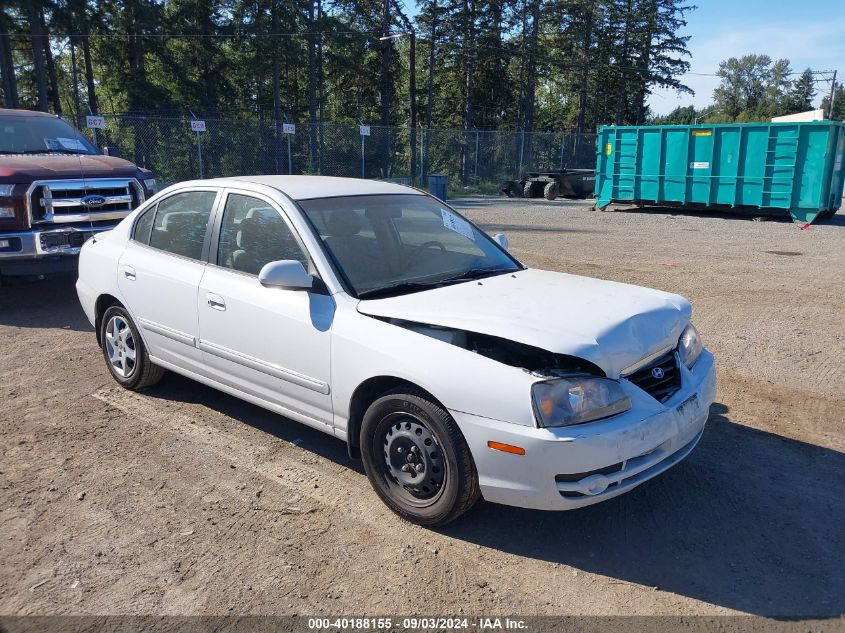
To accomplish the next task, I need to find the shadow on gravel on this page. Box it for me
[450,198,591,209]
[604,205,845,227]
[144,372,360,472]
[474,222,599,235]
[441,403,845,618]
[0,273,91,332]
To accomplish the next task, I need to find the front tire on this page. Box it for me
[100,305,164,390]
[360,389,480,526]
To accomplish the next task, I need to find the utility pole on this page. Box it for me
[409,29,417,186]
[380,30,417,185]
[827,70,838,119]
[424,9,438,184]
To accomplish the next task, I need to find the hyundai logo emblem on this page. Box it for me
[81,194,107,208]
[651,367,665,379]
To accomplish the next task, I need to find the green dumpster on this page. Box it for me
[595,121,845,223]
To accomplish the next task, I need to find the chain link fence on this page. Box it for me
[76,115,597,193]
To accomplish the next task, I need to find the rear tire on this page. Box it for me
[99,305,165,390]
[523,181,535,198]
[543,181,559,200]
[360,389,480,526]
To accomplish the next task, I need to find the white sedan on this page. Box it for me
[76,176,716,525]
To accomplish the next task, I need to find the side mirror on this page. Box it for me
[492,233,509,250]
[258,260,314,290]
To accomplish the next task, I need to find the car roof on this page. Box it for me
[210,175,420,201]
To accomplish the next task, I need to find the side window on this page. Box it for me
[133,204,156,245]
[148,190,217,260]
[217,194,308,276]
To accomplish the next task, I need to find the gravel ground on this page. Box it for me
[1,199,843,619]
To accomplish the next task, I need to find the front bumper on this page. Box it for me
[453,349,716,511]
[0,225,115,275]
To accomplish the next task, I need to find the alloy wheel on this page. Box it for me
[104,315,137,378]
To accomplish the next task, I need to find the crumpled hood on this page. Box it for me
[0,154,141,180]
[357,268,691,378]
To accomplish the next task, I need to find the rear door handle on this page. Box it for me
[206,293,226,311]
[123,266,136,281]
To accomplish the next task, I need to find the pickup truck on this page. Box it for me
[0,108,156,281]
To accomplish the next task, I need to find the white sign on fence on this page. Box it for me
[190,120,207,132]
[283,123,296,135]
[85,115,105,129]
[359,125,371,137]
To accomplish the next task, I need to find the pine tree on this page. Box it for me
[787,69,816,114]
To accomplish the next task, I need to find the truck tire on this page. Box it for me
[523,181,535,198]
[360,388,480,526]
[543,181,559,200]
[99,305,165,390]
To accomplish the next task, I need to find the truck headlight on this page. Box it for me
[677,323,703,368]
[532,377,631,428]
[0,184,16,217]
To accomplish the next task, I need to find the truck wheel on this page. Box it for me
[100,305,165,390]
[543,182,559,200]
[523,181,535,198]
[360,388,480,526]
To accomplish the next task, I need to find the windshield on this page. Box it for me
[0,115,98,155]
[299,194,522,298]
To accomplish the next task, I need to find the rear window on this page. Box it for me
[144,191,218,260]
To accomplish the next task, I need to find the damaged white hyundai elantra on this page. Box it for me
[77,176,715,525]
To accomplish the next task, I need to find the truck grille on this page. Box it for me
[625,352,681,403]
[28,178,143,225]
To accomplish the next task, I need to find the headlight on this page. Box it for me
[141,178,157,193]
[532,377,631,428]
[0,184,15,197]
[677,323,703,368]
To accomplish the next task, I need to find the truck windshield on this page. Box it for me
[0,115,98,155]
[299,194,523,298]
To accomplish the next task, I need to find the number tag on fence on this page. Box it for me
[283,123,296,135]
[191,120,206,132]
[360,125,370,137]
[86,116,105,129]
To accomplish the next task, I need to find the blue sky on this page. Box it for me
[648,0,844,114]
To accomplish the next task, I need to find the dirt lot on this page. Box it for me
[1,200,843,618]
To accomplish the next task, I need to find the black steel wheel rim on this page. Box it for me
[377,413,447,508]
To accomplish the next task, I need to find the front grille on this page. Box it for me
[626,351,681,403]
[29,178,143,225]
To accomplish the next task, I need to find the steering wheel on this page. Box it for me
[405,240,447,267]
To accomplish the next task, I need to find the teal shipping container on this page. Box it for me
[595,121,845,223]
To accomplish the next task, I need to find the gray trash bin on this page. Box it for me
[428,174,448,200]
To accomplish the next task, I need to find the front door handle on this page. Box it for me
[123,266,136,281]
[206,293,226,311]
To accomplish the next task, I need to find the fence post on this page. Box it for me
[517,131,525,179]
[361,135,365,179]
[196,130,204,179]
[474,130,479,184]
[559,132,566,170]
[287,132,292,175]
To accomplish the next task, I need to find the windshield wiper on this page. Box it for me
[358,267,517,299]
[358,279,449,300]
[435,266,517,283]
